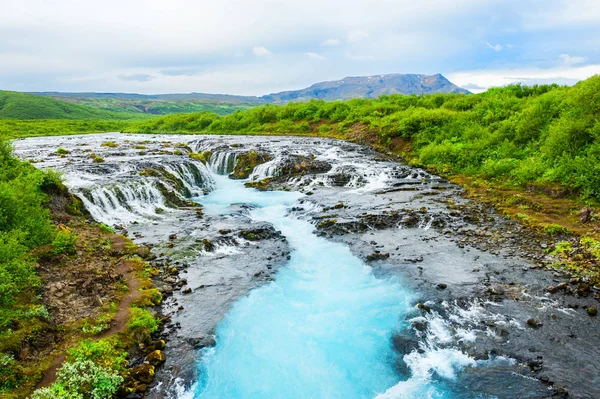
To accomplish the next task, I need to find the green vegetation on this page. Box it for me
[127,75,600,202]
[51,228,79,255]
[0,140,54,330]
[0,91,149,121]
[0,119,131,139]
[52,96,255,116]
[126,307,159,343]
[30,360,123,399]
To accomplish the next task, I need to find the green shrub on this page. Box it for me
[67,339,128,372]
[98,224,114,233]
[544,223,570,236]
[30,360,123,399]
[52,230,78,255]
[126,307,158,343]
[0,353,24,390]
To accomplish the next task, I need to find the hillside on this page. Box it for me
[33,95,258,116]
[28,73,468,115]
[262,73,469,103]
[0,91,147,120]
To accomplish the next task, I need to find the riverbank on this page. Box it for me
[0,171,166,398]
[13,133,599,398]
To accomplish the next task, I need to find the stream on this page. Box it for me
[14,133,600,399]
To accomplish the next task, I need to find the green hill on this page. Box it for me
[0,91,147,120]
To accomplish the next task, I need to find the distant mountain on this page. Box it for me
[21,73,468,118]
[262,74,469,104]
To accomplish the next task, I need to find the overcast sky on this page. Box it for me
[1,0,599,94]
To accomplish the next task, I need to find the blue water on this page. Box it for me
[190,175,453,399]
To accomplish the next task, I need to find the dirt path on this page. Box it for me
[35,257,142,389]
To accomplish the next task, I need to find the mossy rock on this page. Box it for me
[145,350,166,367]
[317,219,337,228]
[230,151,271,179]
[367,253,390,261]
[245,178,272,191]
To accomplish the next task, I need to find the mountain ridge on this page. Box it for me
[30,73,468,107]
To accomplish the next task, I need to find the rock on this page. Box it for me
[136,246,152,259]
[218,229,232,235]
[157,284,173,295]
[547,285,561,294]
[579,207,593,224]
[129,364,155,384]
[189,336,217,349]
[367,253,390,261]
[527,357,544,372]
[411,320,428,331]
[230,151,271,179]
[239,226,282,241]
[146,350,166,367]
[202,239,215,251]
[587,307,597,316]
[144,340,166,353]
[527,318,543,328]
[168,234,177,240]
[436,283,448,290]
[182,287,192,294]
[275,155,332,178]
[245,178,272,191]
[392,335,419,353]
[417,303,431,313]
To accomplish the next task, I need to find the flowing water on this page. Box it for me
[16,133,582,399]
[192,174,410,398]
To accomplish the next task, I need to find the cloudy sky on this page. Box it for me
[1,0,599,94]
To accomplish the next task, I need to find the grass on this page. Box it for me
[0,91,149,121]
[0,119,132,139]
[52,96,255,116]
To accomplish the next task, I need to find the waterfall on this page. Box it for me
[208,152,237,175]
[73,159,215,226]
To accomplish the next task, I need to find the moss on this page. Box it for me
[244,178,272,191]
[551,241,573,255]
[126,308,159,344]
[100,141,118,148]
[543,223,571,236]
[230,151,271,179]
[317,219,337,228]
[188,150,212,164]
[55,147,70,155]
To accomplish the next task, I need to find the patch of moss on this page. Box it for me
[230,151,270,179]
[244,178,271,191]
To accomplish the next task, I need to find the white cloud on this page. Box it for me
[1,0,599,94]
[348,30,369,43]
[253,46,273,57]
[447,63,600,93]
[560,54,586,66]
[486,42,503,51]
[321,38,341,46]
[118,73,153,82]
[305,52,326,60]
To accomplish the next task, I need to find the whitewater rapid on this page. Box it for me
[179,173,472,399]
